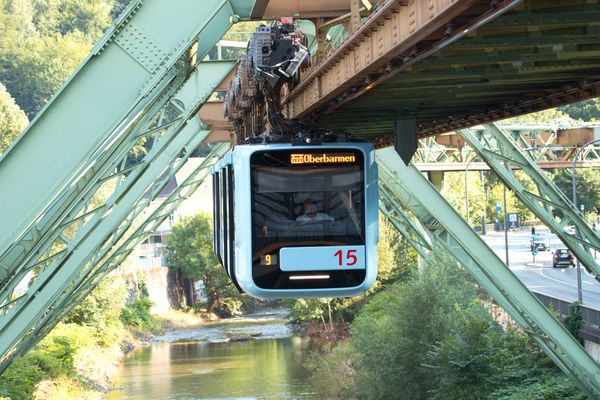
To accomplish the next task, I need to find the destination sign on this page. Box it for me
[290,153,356,165]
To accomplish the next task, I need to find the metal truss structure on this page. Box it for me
[0,0,255,373]
[377,147,600,399]
[2,0,600,397]
[414,122,600,171]
[458,123,600,278]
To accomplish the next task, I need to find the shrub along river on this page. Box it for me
[107,308,322,399]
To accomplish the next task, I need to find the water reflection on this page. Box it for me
[108,310,321,400]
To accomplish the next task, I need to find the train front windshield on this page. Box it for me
[250,148,366,290]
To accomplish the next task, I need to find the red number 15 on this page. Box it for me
[334,249,358,266]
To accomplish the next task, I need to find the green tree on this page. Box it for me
[376,212,415,284]
[63,276,126,344]
[0,82,28,153]
[551,168,600,216]
[0,0,118,118]
[166,213,245,315]
[441,170,487,226]
[504,108,569,123]
[0,31,92,118]
[316,250,587,399]
[559,98,600,121]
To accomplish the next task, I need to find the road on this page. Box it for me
[481,227,600,310]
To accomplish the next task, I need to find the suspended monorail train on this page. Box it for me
[212,141,378,299]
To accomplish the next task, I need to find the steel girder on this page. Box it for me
[0,60,234,308]
[378,191,431,260]
[0,60,236,372]
[6,144,229,366]
[0,0,252,288]
[376,147,600,398]
[458,123,600,277]
[413,126,600,168]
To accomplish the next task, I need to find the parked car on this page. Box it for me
[553,248,575,268]
[531,234,550,251]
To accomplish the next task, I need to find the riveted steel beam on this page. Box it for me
[377,146,600,399]
[0,61,236,372]
[0,0,252,286]
[0,61,235,309]
[7,144,229,364]
[284,0,517,119]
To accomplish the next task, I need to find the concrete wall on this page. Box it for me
[584,340,600,364]
[120,266,171,313]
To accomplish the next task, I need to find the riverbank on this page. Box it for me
[20,310,207,400]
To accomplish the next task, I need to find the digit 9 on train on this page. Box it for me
[212,142,378,299]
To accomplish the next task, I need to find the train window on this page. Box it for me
[250,148,368,291]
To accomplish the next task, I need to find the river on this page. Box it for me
[107,308,323,400]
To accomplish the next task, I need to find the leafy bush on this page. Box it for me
[120,296,157,331]
[307,344,356,399]
[311,251,586,399]
[64,276,127,346]
[0,329,78,399]
[563,301,583,342]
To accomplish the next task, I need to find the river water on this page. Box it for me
[107,309,322,400]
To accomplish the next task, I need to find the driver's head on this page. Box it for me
[303,199,318,218]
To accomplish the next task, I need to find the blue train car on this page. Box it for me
[212,142,378,299]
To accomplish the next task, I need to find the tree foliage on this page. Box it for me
[551,168,600,216]
[310,251,585,399]
[0,82,28,153]
[559,98,600,121]
[166,213,246,315]
[63,276,126,344]
[0,0,117,118]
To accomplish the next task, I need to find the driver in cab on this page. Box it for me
[296,199,334,222]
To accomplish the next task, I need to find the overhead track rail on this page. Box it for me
[279,0,600,143]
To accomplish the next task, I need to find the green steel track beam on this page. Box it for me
[458,123,600,276]
[0,0,253,285]
[0,123,207,371]
[7,144,229,364]
[0,60,235,371]
[376,147,600,398]
[0,61,235,308]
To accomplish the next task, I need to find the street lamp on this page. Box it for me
[465,156,476,227]
[571,138,600,304]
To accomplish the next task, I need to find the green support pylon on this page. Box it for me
[0,58,236,371]
[7,144,229,365]
[376,147,600,399]
[459,123,600,277]
[0,61,235,308]
[0,0,253,287]
[378,193,431,259]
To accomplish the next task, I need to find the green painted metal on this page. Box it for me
[0,124,208,371]
[412,118,600,170]
[0,0,253,287]
[8,144,229,364]
[316,1,600,141]
[0,60,235,372]
[458,123,600,276]
[0,60,235,307]
[376,147,600,398]
[378,193,431,260]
